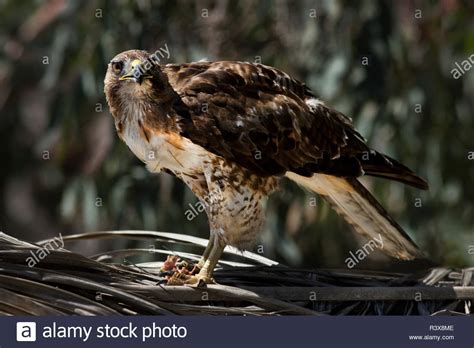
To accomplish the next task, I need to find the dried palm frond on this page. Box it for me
[0,232,472,315]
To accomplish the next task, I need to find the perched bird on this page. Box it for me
[104,50,428,285]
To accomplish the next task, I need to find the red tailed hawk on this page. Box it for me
[104,50,428,285]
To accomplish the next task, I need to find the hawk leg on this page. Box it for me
[195,235,215,269]
[167,235,225,286]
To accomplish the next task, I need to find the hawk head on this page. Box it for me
[104,49,173,122]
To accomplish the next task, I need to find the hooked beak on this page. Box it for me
[119,59,153,84]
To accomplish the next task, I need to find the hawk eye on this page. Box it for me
[111,61,123,74]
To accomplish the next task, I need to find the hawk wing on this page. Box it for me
[162,61,428,259]
[164,61,427,189]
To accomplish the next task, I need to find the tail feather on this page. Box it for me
[286,172,425,260]
[360,152,429,190]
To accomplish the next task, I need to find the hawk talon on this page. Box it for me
[189,264,201,275]
[166,272,214,286]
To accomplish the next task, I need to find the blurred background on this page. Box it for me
[0,0,472,269]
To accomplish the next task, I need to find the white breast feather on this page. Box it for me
[121,118,209,175]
